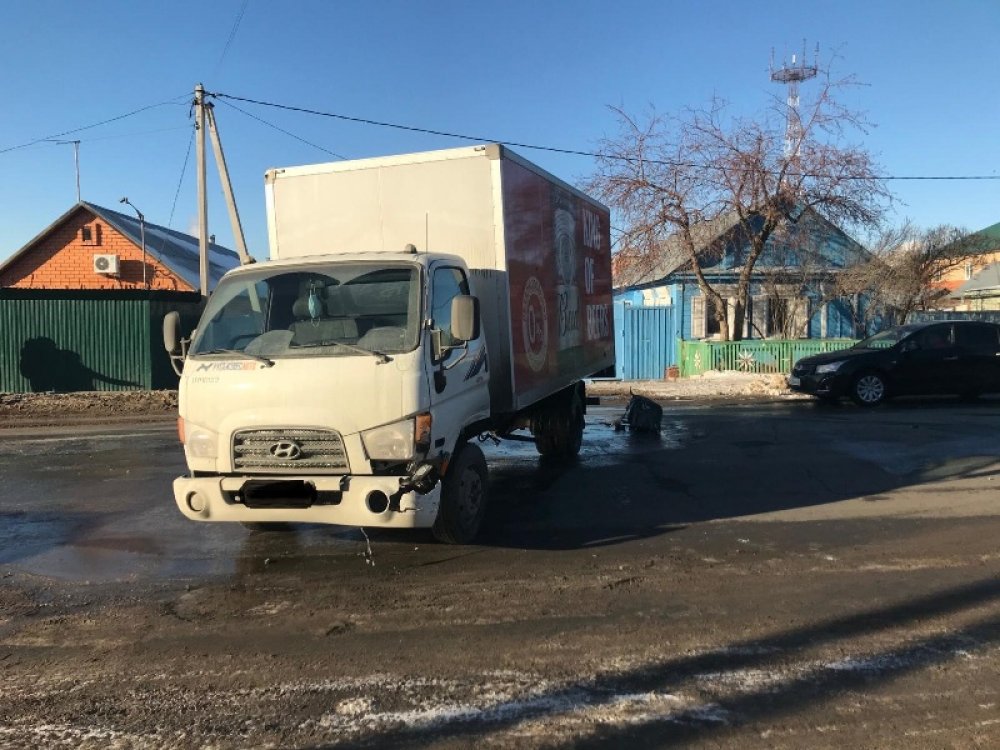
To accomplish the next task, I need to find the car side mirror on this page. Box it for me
[450,295,480,343]
[900,339,918,353]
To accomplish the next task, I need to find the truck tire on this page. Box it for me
[534,388,585,459]
[432,443,488,545]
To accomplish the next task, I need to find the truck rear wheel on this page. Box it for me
[534,388,585,459]
[432,443,488,544]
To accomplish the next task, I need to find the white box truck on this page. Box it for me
[164,144,614,543]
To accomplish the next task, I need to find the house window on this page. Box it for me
[691,294,726,339]
[705,296,724,337]
[764,295,810,338]
[768,297,790,335]
[81,223,101,246]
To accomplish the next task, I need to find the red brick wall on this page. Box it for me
[0,207,195,291]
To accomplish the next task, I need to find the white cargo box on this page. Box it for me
[265,144,614,414]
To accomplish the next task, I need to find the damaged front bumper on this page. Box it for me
[173,473,441,528]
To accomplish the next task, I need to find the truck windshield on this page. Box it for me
[189,263,422,359]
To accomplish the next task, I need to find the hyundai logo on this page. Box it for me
[269,440,303,460]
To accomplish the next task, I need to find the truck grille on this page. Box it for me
[232,429,349,474]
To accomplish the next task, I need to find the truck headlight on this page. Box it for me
[362,419,416,461]
[815,361,845,374]
[186,424,219,458]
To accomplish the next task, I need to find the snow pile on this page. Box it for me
[588,372,800,401]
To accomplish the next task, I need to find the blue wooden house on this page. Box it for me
[612,208,867,379]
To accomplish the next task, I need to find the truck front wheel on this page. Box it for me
[432,443,488,544]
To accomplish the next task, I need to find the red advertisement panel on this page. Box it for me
[502,158,613,399]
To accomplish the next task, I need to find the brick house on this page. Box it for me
[0,202,239,393]
[0,201,238,291]
[934,220,1000,308]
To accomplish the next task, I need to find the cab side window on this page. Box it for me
[431,267,470,348]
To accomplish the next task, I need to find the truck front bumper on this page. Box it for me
[173,474,440,529]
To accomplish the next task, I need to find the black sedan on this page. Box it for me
[788,320,1000,406]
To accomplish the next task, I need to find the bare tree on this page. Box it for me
[590,63,891,340]
[835,222,990,329]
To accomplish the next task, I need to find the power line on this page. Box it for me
[217,99,347,159]
[210,91,1000,182]
[214,0,250,77]
[211,91,603,159]
[0,96,189,156]
[75,125,191,143]
[168,129,195,231]
[148,126,196,264]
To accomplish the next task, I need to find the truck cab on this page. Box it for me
[167,249,492,542]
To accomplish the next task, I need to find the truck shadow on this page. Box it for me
[476,402,1000,551]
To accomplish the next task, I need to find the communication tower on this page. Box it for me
[770,42,819,165]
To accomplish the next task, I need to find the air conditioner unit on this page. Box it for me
[93,254,120,275]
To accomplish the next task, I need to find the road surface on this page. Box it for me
[1,399,998,748]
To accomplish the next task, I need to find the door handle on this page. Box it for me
[944,356,959,361]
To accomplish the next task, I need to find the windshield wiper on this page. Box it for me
[197,348,275,367]
[291,340,393,364]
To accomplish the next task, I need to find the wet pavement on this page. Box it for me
[1,400,999,748]
[0,400,958,583]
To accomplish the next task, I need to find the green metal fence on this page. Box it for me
[679,338,859,377]
[0,289,203,393]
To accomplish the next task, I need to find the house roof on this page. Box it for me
[951,260,1000,297]
[613,207,865,291]
[0,202,241,290]
[971,220,1000,247]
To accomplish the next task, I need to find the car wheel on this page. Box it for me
[850,372,887,407]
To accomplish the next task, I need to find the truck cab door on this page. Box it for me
[426,264,490,447]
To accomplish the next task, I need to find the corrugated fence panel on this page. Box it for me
[679,338,859,376]
[0,291,204,393]
[621,306,676,379]
[910,311,1000,324]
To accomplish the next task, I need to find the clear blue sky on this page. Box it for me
[1,0,998,263]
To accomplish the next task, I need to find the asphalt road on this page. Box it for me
[1,399,999,749]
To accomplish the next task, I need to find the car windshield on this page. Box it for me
[852,326,919,350]
[189,262,422,359]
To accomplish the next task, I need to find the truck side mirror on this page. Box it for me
[451,295,480,342]
[163,311,181,355]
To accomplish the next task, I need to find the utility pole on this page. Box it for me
[205,106,252,265]
[193,82,254,298]
[195,83,209,298]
